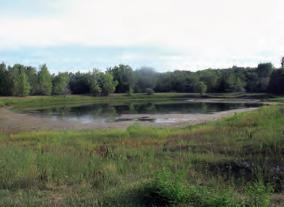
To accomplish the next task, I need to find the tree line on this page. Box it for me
[0,60,284,97]
[0,64,117,96]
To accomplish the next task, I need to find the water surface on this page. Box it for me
[26,100,261,124]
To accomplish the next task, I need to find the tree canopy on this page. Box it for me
[107,64,135,93]
[38,64,52,95]
[52,73,70,95]
[1,59,284,97]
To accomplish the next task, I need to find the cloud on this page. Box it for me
[0,45,184,72]
[0,0,283,71]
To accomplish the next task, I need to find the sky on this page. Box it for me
[0,0,284,73]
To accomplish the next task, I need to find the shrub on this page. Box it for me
[141,170,189,206]
[140,169,242,207]
[245,181,272,207]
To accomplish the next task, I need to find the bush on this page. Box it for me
[245,181,272,207]
[145,88,154,95]
[140,169,242,207]
[141,170,189,206]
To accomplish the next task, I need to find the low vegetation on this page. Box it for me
[0,98,283,206]
[0,93,200,110]
[0,92,273,111]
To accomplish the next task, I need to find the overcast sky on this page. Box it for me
[0,0,283,72]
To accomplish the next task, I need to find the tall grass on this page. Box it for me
[0,105,283,206]
[140,169,271,207]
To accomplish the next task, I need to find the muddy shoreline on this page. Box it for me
[0,106,259,133]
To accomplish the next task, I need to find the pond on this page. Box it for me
[25,99,262,124]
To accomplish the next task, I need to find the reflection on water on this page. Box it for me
[26,101,261,124]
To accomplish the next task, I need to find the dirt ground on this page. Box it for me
[0,107,258,133]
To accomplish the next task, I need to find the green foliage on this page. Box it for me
[221,71,246,92]
[142,171,273,207]
[268,69,284,94]
[142,170,189,206]
[88,70,117,96]
[0,103,283,206]
[194,81,207,95]
[155,72,173,92]
[245,181,272,207]
[10,64,31,97]
[255,63,273,92]
[98,72,117,96]
[199,70,219,92]
[141,169,242,207]
[0,60,284,96]
[37,64,52,95]
[25,66,38,95]
[108,64,134,93]
[69,72,91,94]
[89,77,101,96]
[52,73,70,95]
[257,63,273,78]
[0,63,12,96]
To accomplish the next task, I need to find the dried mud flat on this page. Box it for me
[0,107,259,133]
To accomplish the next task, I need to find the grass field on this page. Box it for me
[0,94,283,206]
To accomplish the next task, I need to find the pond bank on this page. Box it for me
[0,107,258,133]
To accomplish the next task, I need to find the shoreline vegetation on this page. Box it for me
[0,93,283,206]
[0,92,272,110]
[1,62,284,99]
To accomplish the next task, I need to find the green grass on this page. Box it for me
[0,93,190,110]
[0,101,283,206]
[0,92,273,110]
[140,169,272,207]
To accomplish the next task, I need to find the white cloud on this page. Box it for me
[0,0,284,70]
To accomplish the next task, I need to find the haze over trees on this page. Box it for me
[0,59,284,97]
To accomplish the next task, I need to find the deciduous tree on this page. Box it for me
[38,64,52,95]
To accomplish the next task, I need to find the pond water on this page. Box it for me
[25,100,261,124]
